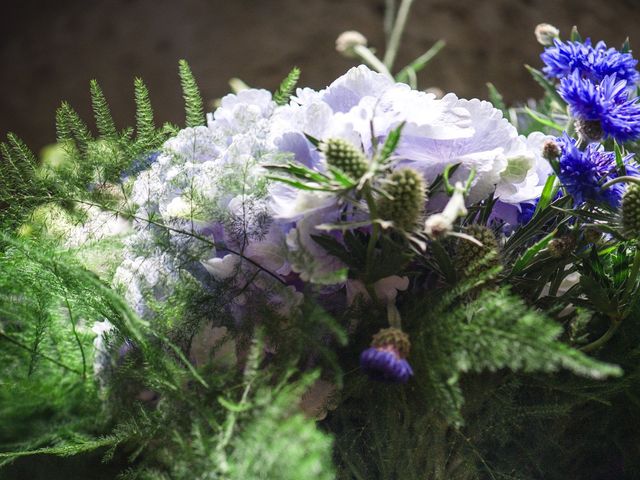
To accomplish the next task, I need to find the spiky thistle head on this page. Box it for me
[378,168,427,231]
[360,327,413,383]
[622,183,640,238]
[454,224,500,277]
[320,138,369,180]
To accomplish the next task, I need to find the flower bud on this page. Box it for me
[336,31,368,58]
[584,227,602,244]
[360,327,413,383]
[378,168,427,231]
[542,139,561,161]
[535,23,560,46]
[321,138,369,180]
[622,183,640,238]
[548,235,576,258]
[454,225,500,277]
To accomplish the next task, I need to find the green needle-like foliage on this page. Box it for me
[178,59,205,128]
[273,67,300,106]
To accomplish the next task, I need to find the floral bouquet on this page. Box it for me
[2,2,640,478]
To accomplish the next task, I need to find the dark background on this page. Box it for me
[2,0,639,153]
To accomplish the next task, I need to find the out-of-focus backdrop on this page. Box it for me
[2,0,639,151]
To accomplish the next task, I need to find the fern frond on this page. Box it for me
[55,102,93,156]
[90,79,118,141]
[178,59,205,127]
[273,67,301,106]
[133,78,157,151]
[0,133,50,229]
[412,287,621,425]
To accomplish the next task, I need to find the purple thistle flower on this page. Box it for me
[541,38,639,86]
[359,327,413,383]
[559,72,640,143]
[557,133,637,208]
[360,347,413,383]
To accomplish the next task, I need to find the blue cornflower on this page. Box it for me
[541,38,639,86]
[559,72,640,143]
[557,133,636,208]
[360,327,413,383]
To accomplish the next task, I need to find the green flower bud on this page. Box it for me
[335,31,368,58]
[378,168,427,231]
[542,139,561,161]
[454,225,500,277]
[534,23,560,46]
[547,235,576,258]
[584,227,602,244]
[321,138,369,180]
[371,327,411,358]
[622,183,640,238]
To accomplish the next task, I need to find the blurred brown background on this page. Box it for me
[1,0,639,152]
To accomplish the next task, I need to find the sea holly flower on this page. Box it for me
[557,133,637,208]
[360,327,413,383]
[559,72,640,143]
[622,183,640,238]
[541,38,639,86]
[377,168,427,231]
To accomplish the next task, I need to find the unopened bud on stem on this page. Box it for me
[535,23,560,46]
[336,31,368,58]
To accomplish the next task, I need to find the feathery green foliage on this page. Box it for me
[178,59,205,128]
[273,67,301,106]
[90,80,118,141]
[133,78,160,152]
[0,133,51,230]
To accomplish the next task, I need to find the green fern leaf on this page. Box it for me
[178,59,205,127]
[273,67,301,106]
[89,79,118,141]
[134,78,157,150]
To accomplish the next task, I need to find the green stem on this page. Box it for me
[383,0,415,71]
[601,175,640,190]
[364,185,380,275]
[63,293,87,380]
[352,45,393,79]
[623,247,640,304]
[0,331,83,375]
[580,318,622,353]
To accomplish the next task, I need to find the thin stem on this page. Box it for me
[395,39,446,84]
[601,175,640,190]
[363,183,382,305]
[0,331,83,375]
[384,0,396,45]
[352,45,393,79]
[383,0,415,71]
[69,196,288,286]
[364,185,380,275]
[63,293,87,380]
[623,247,640,313]
[580,318,622,353]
